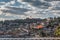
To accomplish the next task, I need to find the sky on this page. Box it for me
[0,0,60,21]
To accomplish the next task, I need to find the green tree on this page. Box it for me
[54,26,60,37]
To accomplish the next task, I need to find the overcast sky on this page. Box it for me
[0,0,60,21]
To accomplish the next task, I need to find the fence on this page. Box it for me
[0,37,60,40]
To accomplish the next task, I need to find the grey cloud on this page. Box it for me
[44,0,60,2]
[0,15,14,18]
[1,7,31,15]
[22,0,51,8]
[0,14,15,19]
[57,12,60,14]
[0,0,13,2]
[39,6,49,9]
[6,7,29,12]
[0,3,5,5]
[52,7,60,10]
[22,0,34,2]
